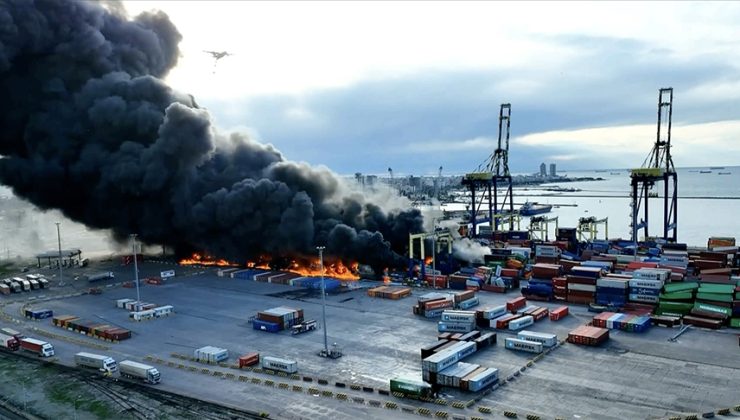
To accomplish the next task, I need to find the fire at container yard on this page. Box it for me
[0,1,739,420]
[0,0,423,276]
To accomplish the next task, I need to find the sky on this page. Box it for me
[122,1,740,176]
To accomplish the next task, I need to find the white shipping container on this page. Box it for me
[568,283,597,292]
[628,278,663,289]
[504,337,543,353]
[476,305,507,320]
[632,268,671,281]
[508,315,534,331]
[437,321,475,333]
[116,298,135,309]
[517,330,558,347]
[596,278,629,289]
[465,368,499,392]
[441,310,476,323]
[194,346,228,363]
[261,356,298,373]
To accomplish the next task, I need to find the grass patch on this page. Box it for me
[85,400,116,419]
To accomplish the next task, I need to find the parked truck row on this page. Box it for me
[74,352,160,384]
[0,329,160,384]
[0,274,50,295]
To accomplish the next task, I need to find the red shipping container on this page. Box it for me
[552,277,568,287]
[549,306,569,321]
[425,299,453,311]
[500,268,519,278]
[531,307,549,321]
[506,297,526,312]
[495,314,521,329]
[239,352,260,368]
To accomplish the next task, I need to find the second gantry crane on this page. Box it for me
[629,87,678,242]
[461,103,515,237]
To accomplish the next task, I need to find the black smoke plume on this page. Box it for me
[0,0,423,272]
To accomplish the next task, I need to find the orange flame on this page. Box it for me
[266,258,359,281]
[179,253,233,267]
[424,256,433,266]
[180,252,360,280]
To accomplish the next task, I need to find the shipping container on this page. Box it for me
[390,377,433,398]
[438,321,475,333]
[421,340,451,359]
[261,356,298,374]
[253,319,281,333]
[194,346,228,363]
[441,310,477,323]
[238,352,260,368]
[24,309,53,320]
[476,305,507,320]
[462,367,499,392]
[506,297,526,312]
[517,330,557,347]
[0,333,19,351]
[504,337,543,353]
[508,315,534,331]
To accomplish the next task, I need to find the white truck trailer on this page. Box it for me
[119,360,161,384]
[74,352,118,373]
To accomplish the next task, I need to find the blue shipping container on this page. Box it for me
[253,319,281,333]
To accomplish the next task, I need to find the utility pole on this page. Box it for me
[55,222,63,286]
[431,218,437,277]
[317,246,328,355]
[131,234,140,303]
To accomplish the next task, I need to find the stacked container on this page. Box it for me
[567,325,609,346]
[438,310,476,333]
[596,276,630,306]
[255,307,304,332]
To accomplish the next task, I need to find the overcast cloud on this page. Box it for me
[123,1,740,175]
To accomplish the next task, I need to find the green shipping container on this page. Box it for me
[693,302,732,317]
[696,292,733,303]
[697,284,735,294]
[730,318,740,328]
[658,301,693,314]
[390,378,432,398]
[663,282,699,293]
[659,292,693,301]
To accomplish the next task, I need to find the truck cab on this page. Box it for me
[147,368,161,384]
[40,343,54,357]
[291,319,317,335]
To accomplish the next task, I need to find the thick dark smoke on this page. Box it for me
[0,0,423,271]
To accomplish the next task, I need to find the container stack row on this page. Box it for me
[52,315,131,341]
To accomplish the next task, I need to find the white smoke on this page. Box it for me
[452,237,491,264]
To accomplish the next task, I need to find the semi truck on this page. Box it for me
[0,333,19,351]
[291,319,317,335]
[84,272,115,282]
[19,338,54,357]
[119,360,161,384]
[74,352,118,373]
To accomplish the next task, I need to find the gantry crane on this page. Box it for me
[529,215,559,241]
[629,88,678,242]
[577,216,608,242]
[461,103,515,237]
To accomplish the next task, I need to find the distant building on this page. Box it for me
[539,163,547,177]
[550,163,557,177]
[366,175,377,186]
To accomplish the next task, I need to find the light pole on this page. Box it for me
[431,218,437,278]
[131,234,140,303]
[56,222,63,286]
[316,246,328,355]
